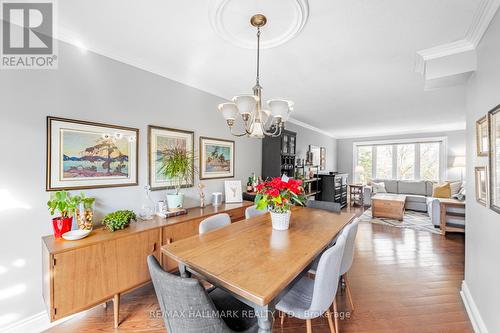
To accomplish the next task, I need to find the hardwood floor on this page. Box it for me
[45,206,471,333]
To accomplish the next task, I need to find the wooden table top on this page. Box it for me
[371,193,407,202]
[437,198,466,206]
[43,201,253,255]
[161,206,355,306]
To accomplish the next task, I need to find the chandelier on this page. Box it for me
[218,14,294,138]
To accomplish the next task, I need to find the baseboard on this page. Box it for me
[460,280,489,333]
[1,308,90,333]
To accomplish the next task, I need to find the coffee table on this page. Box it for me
[371,193,407,221]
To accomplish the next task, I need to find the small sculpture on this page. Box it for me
[198,183,206,207]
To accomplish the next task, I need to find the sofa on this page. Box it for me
[363,179,464,228]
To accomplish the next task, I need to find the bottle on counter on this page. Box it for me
[247,177,254,192]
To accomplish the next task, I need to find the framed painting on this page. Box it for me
[476,115,488,156]
[148,125,194,190]
[199,137,234,180]
[46,116,139,191]
[488,105,500,213]
[475,166,488,206]
[320,147,326,170]
[308,145,321,166]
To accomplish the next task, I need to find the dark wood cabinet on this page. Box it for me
[319,173,348,208]
[262,129,297,179]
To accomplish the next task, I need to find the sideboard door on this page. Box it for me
[52,229,160,320]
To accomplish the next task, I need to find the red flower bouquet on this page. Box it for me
[254,176,306,213]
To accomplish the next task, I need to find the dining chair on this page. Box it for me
[199,213,231,234]
[245,205,267,219]
[306,199,341,213]
[277,235,347,333]
[339,218,359,313]
[147,255,258,333]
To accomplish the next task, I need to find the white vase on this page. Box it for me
[270,210,291,230]
[166,193,184,211]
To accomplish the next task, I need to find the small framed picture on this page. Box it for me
[46,116,139,191]
[199,137,234,180]
[224,180,242,203]
[476,116,488,156]
[475,166,488,206]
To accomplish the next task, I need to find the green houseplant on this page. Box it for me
[159,147,195,211]
[47,191,80,238]
[102,210,136,232]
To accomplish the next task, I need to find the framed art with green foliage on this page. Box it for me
[148,125,194,190]
[46,117,139,191]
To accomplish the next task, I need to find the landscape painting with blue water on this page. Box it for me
[62,130,129,179]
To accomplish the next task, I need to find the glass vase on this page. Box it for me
[76,202,94,230]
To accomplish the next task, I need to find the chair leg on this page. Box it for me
[333,298,339,333]
[344,273,355,312]
[306,319,312,333]
[326,308,336,333]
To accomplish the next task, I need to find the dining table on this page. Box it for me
[161,206,356,333]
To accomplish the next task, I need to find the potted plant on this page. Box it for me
[102,210,136,232]
[254,176,306,230]
[47,191,79,238]
[160,147,195,211]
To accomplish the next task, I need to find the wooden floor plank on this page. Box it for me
[44,206,472,333]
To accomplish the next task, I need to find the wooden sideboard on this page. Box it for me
[42,201,253,327]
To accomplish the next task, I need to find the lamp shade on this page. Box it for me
[451,156,466,168]
[249,121,265,138]
[355,165,365,173]
[218,103,238,120]
[267,99,293,118]
[232,95,257,115]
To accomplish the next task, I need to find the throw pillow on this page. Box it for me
[448,181,462,196]
[371,181,387,194]
[433,182,451,198]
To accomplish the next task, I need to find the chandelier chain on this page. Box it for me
[256,27,261,86]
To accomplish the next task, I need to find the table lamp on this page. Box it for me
[355,165,365,185]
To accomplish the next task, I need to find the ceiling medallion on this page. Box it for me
[209,0,309,49]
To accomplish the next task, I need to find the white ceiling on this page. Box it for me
[57,0,481,138]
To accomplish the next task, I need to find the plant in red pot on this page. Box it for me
[47,191,78,238]
[254,176,306,230]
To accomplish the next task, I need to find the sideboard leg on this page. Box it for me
[113,293,120,328]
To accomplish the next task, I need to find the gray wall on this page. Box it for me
[0,41,337,330]
[337,130,466,182]
[286,122,338,173]
[464,9,500,333]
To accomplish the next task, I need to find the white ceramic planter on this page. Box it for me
[270,210,291,230]
[166,193,184,211]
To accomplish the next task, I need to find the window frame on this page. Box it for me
[352,136,447,182]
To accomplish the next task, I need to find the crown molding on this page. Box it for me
[415,0,500,80]
[287,117,337,138]
[466,0,500,46]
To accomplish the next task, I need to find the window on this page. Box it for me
[420,142,440,181]
[376,145,393,179]
[354,138,445,182]
[357,146,372,183]
[396,144,415,180]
